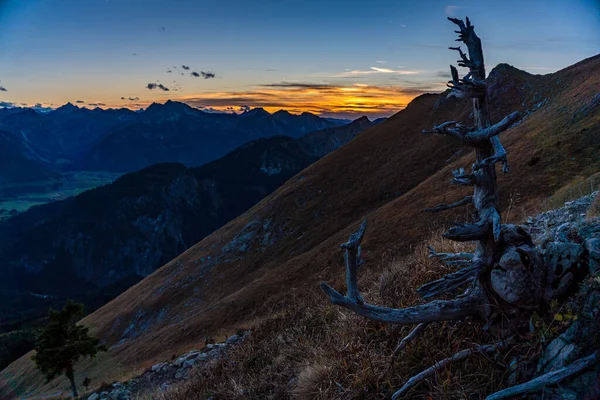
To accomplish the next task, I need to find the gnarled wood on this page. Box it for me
[320,219,488,324]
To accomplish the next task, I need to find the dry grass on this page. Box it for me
[587,192,600,221]
[542,172,600,213]
[146,226,582,400]
[142,235,523,400]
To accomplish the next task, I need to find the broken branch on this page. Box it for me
[486,351,600,400]
[464,112,521,143]
[392,340,509,400]
[425,196,473,213]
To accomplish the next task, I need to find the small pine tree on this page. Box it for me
[31,300,107,398]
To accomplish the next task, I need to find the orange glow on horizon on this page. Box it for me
[109,82,447,118]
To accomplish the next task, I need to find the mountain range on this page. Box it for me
[0,101,348,178]
[0,116,378,328]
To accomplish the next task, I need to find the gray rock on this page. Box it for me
[174,369,188,380]
[88,394,100,400]
[183,359,196,369]
[226,334,240,344]
[151,361,168,372]
[585,238,600,274]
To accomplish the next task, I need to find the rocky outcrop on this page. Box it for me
[86,332,250,400]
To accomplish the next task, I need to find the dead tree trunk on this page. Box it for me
[321,16,542,331]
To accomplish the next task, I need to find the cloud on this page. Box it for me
[159,26,166,32]
[376,60,386,64]
[333,67,420,77]
[167,69,172,73]
[201,71,216,79]
[191,71,200,78]
[445,5,462,17]
[181,65,190,70]
[146,83,170,91]
[88,103,98,106]
[173,80,444,119]
[122,96,140,101]
[76,100,85,103]
[436,71,452,78]
[260,82,336,90]
[0,86,7,92]
[97,103,106,106]
[0,101,14,108]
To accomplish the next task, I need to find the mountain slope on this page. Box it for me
[0,105,138,161]
[2,55,599,398]
[0,117,376,331]
[0,130,59,187]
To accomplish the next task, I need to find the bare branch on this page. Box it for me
[427,246,475,261]
[321,280,484,324]
[392,340,509,400]
[386,323,430,372]
[422,120,470,141]
[417,262,482,298]
[447,16,486,80]
[486,351,600,400]
[464,112,521,143]
[451,168,476,186]
[425,195,473,213]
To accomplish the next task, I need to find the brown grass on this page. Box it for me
[144,235,515,399]
[147,228,581,400]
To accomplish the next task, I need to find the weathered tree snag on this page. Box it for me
[320,16,595,398]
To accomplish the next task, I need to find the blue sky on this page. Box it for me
[0,0,598,117]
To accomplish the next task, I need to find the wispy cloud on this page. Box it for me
[333,67,420,77]
[181,65,190,70]
[445,5,462,17]
[121,96,140,101]
[200,71,216,79]
[376,60,386,64]
[76,100,85,103]
[0,86,7,92]
[191,71,200,78]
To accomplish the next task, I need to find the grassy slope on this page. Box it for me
[2,55,599,399]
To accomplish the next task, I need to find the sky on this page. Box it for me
[0,0,598,119]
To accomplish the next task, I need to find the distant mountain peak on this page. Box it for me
[54,102,79,114]
[242,108,271,117]
[352,116,371,124]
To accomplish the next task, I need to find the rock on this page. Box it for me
[174,350,201,367]
[108,389,130,400]
[88,394,100,400]
[183,358,196,369]
[174,368,188,380]
[226,334,240,344]
[160,383,170,392]
[151,361,168,372]
[585,238,600,274]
